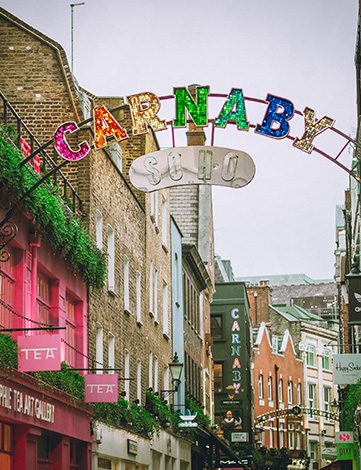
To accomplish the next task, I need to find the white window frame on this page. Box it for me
[288,380,293,406]
[96,210,103,249]
[163,281,169,336]
[137,359,142,404]
[124,349,130,400]
[324,386,330,414]
[124,255,130,313]
[149,260,154,315]
[149,352,153,389]
[108,332,115,373]
[154,268,158,323]
[258,374,264,399]
[154,356,158,393]
[278,378,283,404]
[136,270,142,324]
[306,344,315,367]
[96,322,103,374]
[322,348,330,370]
[161,196,168,248]
[107,225,115,292]
[297,382,302,405]
[268,376,273,401]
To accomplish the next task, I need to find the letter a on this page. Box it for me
[94,105,128,149]
[214,88,249,131]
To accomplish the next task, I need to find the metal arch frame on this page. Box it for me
[1,90,357,257]
[255,406,339,424]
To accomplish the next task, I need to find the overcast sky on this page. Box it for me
[0,0,358,280]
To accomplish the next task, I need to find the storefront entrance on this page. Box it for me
[0,421,13,470]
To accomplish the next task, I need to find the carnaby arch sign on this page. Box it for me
[46,85,358,190]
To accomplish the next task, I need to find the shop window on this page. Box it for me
[214,362,223,393]
[0,422,13,470]
[37,273,51,332]
[211,315,223,340]
[70,441,79,469]
[0,268,13,330]
[65,296,77,367]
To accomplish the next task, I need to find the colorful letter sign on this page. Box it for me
[84,374,118,403]
[18,335,61,372]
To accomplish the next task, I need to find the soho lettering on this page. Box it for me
[53,86,334,161]
[231,308,241,393]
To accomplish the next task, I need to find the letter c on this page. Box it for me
[231,308,239,319]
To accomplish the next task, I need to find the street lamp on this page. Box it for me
[169,353,183,392]
[160,352,184,395]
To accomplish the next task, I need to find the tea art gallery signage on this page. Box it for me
[49,86,356,191]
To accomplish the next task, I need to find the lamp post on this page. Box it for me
[70,3,85,74]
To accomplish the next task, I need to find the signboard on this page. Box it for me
[127,439,138,455]
[84,374,118,403]
[336,432,354,443]
[178,410,198,427]
[129,146,255,192]
[333,354,361,384]
[321,447,337,459]
[346,271,361,324]
[337,443,357,460]
[218,458,249,468]
[231,432,249,442]
[221,399,241,406]
[18,335,61,372]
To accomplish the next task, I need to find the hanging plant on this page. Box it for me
[0,131,106,288]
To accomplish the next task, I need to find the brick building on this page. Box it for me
[254,322,304,455]
[0,7,191,470]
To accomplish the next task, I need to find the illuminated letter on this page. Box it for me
[255,94,294,138]
[221,152,238,181]
[144,156,161,185]
[232,358,241,369]
[232,370,241,381]
[231,346,240,356]
[168,151,183,181]
[54,121,90,161]
[93,105,128,149]
[232,333,240,344]
[127,92,167,135]
[293,107,334,153]
[214,88,249,130]
[231,308,239,319]
[198,149,212,180]
[234,383,241,393]
[173,86,209,127]
[232,321,240,332]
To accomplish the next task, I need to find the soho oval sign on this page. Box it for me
[129,146,255,191]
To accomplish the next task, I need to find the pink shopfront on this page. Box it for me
[0,199,91,469]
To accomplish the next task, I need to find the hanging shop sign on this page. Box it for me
[231,308,242,394]
[127,439,138,455]
[84,374,118,403]
[51,86,346,187]
[231,432,249,443]
[129,146,255,191]
[336,432,354,444]
[346,271,361,324]
[178,410,198,427]
[337,443,357,460]
[333,354,361,384]
[17,335,61,372]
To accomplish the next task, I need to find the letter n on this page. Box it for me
[173,86,209,127]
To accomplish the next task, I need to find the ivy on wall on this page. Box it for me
[0,132,106,288]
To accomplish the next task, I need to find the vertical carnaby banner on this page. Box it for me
[18,335,61,372]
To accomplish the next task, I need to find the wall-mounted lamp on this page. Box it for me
[161,353,183,394]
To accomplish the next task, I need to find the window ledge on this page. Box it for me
[162,243,168,254]
[259,399,265,406]
[124,309,132,316]
[108,288,117,297]
[137,320,143,327]
[155,225,159,234]
[154,319,159,326]
[163,332,169,341]
[149,311,154,318]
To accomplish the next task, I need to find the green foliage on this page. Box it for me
[343,381,361,431]
[0,333,18,368]
[30,363,85,400]
[0,131,106,288]
[185,396,211,427]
